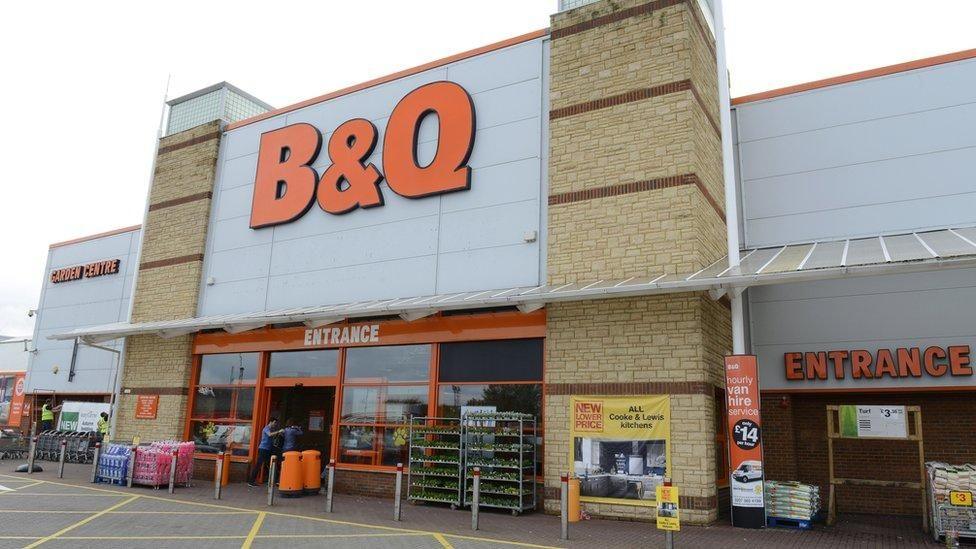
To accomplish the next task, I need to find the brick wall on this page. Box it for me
[762,391,976,515]
[545,0,727,524]
[116,121,222,443]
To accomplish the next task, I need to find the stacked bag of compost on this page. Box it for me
[765,480,821,520]
[927,461,976,503]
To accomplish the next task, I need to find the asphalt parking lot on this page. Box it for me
[0,472,557,549]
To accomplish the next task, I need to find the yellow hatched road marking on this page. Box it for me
[22,495,138,548]
[0,474,560,548]
[241,511,266,549]
[433,533,455,548]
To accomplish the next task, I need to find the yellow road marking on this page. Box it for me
[0,492,127,496]
[0,510,92,513]
[444,533,560,548]
[60,535,245,540]
[257,533,428,538]
[0,474,560,548]
[433,533,455,548]
[23,495,138,548]
[241,511,266,549]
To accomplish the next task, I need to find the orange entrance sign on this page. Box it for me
[250,81,476,229]
[135,395,159,419]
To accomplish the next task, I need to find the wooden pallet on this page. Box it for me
[767,515,814,530]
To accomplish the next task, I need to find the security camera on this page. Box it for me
[27,309,36,317]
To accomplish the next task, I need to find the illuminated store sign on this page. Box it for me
[250,81,476,229]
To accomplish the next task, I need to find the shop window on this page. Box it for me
[439,339,543,382]
[198,353,259,385]
[0,375,13,424]
[338,345,431,467]
[190,353,259,458]
[345,345,430,382]
[437,339,544,474]
[269,349,338,378]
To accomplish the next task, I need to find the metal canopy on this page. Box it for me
[50,227,976,342]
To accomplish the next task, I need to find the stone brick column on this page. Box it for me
[544,0,730,523]
[115,121,222,443]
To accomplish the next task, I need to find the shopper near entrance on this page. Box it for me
[281,418,303,453]
[247,417,283,487]
[40,400,61,431]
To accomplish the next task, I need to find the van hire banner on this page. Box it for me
[725,355,766,528]
[57,401,111,432]
[570,395,670,507]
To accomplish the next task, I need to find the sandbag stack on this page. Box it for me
[765,480,821,520]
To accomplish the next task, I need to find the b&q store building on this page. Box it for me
[30,0,976,524]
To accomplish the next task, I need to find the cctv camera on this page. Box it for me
[27,309,36,318]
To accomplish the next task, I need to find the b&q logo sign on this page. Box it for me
[250,81,476,229]
[574,400,604,432]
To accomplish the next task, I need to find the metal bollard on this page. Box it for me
[26,436,37,475]
[58,439,67,478]
[168,448,178,494]
[126,446,137,488]
[90,442,102,483]
[325,459,335,513]
[267,455,277,506]
[214,452,224,500]
[560,473,569,541]
[393,463,403,521]
[471,467,481,531]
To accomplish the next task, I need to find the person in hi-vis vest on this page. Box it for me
[40,400,62,431]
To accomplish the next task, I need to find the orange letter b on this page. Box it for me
[250,123,322,229]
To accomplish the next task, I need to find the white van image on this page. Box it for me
[732,460,763,483]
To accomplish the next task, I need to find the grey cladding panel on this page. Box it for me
[736,58,976,247]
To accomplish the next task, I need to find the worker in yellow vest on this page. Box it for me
[97,412,110,442]
[40,400,62,431]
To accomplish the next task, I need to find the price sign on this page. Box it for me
[656,485,680,531]
[950,490,973,507]
[732,419,761,450]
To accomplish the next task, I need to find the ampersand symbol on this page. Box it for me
[317,118,384,214]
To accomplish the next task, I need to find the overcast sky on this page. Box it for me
[2,0,975,337]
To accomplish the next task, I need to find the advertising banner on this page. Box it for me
[570,395,670,507]
[9,375,25,427]
[725,355,766,528]
[838,405,907,438]
[57,401,110,432]
[655,484,680,531]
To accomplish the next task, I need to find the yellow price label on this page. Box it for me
[950,491,973,507]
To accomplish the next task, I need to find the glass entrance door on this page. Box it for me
[267,386,335,460]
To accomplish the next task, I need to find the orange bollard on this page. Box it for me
[568,478,581,522]
[279,451,304,498]
[221,450,232,487]
[302,450,322,495]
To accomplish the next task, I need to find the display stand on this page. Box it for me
[825,405,926,532]
[462,412,537,515]
[407,416,463,509]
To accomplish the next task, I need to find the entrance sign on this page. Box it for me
[838,405,907,438]
[57,401,111,432]
[784,345,972,382]
[569,395,671,507]
[656,484,680,531]
[135,395,159,420]
[725,355,766,528]
[250,81,476,229]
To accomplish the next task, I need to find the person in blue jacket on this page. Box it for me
[247,417,282,487]
[281,418,304,453]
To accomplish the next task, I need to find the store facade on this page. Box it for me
[733,49,976,516]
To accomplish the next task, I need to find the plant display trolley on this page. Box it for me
[407,416,463,509]
[462,412,537,515]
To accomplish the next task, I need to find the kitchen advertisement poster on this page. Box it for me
[725,355,766,528]
[570,395,671,507]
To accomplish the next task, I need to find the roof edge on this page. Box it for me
[49,224,142,249]
[732,47,976,106]
[225,28,550,131]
